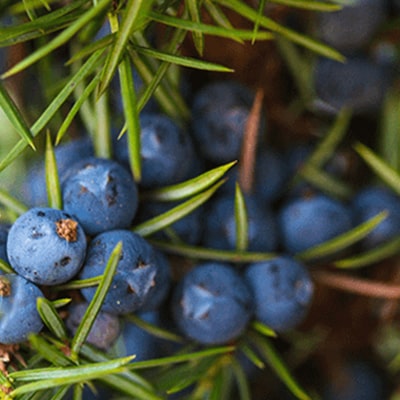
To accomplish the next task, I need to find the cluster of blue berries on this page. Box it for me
[2,74,399,366]
[1,2,399,399]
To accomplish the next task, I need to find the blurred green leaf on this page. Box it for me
[269,0,342,11]
[128,346,235,370]
[239,343,265,369]
[203,0,236,31]
[51,298,72,308]
[55,73,100,145]
[56,276,102,291]
[0,49,104,173]
[2,0,110,78]
[208,364,233,400]
[124,313,183,343]
[251,0,266,44]
[230,360,251,400]
[0,0,86,47]
[93,89,112,159]
[216,0,344,61]
[37,297,67,340]
[9,355,133,381]
[276,35,314,104]
[185,0,204,55]
[299,164,353,199]
[98,0,154,96]
[150,11,273,41]
[130,27,190,120]
[355,142,400,196]
[45,132,62,210]
[297,211,388,261]
[80,344,159,399]
[306,108,352,168]
[29,335,72,367]
[251,334,311,400]
[380,88,400,171]
[9,356,135,397]
[156,357,217,395]
[251,321,277,338]
[70,241,122,358]
[49,385,72,400]
[142,161,237,202]
[0,259,14,274]
[0,82,35,149]
[0,188,28,215]
[334,236,400,269]
[235,184,249,251]
[118,55,141,181]
[133,44,234,72]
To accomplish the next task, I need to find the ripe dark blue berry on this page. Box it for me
[114,113,195,188]
[62,157,139,236]
[23,136,94,207]
[191,80,264,164]
[244,257,314,332]
[0,274,44,344]
[323,360,388,400]
[66,302,121,350]
[352,185,400,249]
[171,262,253,345]
[80,230,171,315]
[7,208,87,285]
[314,56,389,116]
[279,194,353,255]
[316,0,386,53]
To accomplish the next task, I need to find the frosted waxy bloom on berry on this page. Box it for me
[79,230,171,315]
[244,257,314,332]
[172,262,253,345]
[7,207,87,285]
[62,157,139,236]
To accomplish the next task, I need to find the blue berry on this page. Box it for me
[314,56,390,116]
[114,113,195,188]
[317,0,386,53]
[0,274,44,344]
[7,208,87,285]
[171,262,253,345]
[112,311,162,361]
[62,157,139,236]
[79,230,171,315]
[23,136,94,207]
[278,194,353,255]
[352,185,400,249]
[244,257,314,332]
[221,148,289,204]
[202,194,278,252]
[66,302,121,350]
[253,148,289,203]
[191,80,264,164]
[323,360,388,400]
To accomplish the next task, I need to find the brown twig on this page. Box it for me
[379,265,400,321]
[238,88,264,194]
[313,271,400,299]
